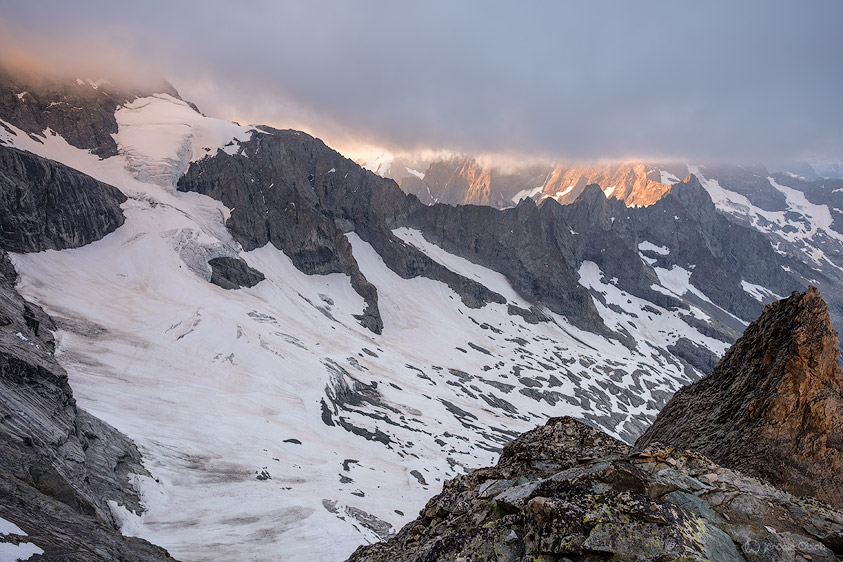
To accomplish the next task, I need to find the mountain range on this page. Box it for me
[1,68,842,561]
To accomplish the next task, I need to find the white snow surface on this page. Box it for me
[511,185,544,204]
[690,166,843,271]
[114,94,256,187]
[638,241,669,255]
[406,167,425,180]
[0,116,727,560]
[0,518,26,537]
[0,517,43,561]
[741,280,783,303]
[0,542,43,562]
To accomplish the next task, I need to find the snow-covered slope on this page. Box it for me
[115,94,254,188]
[689,165,843,335]
[7,81,836,561]
[0,97,746,561]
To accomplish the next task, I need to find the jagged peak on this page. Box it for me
[662,173,716,222]
[573,182,607,205]
[637,286,843,508]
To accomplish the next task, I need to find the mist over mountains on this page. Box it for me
[0,49,842,562]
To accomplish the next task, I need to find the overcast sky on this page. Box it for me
[2,1,841,164]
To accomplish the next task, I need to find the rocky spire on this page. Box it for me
[637,286,843,508]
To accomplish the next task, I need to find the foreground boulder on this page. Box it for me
[637,286,843,509]
[348,416,843,561]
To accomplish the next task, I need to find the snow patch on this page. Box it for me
[741,280,782,303]
[0,518,27,537]
[660,170,681,185]
[115,94,255,187]
[638,241,669,255]
[0,517,43,561]
[511,186,543,204]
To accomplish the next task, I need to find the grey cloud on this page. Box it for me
[1,0,842,163]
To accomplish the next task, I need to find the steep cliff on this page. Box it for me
[637,286,843,509]
[0,145,126,252]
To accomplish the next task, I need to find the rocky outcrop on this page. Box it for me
[0,250,174,561]
[637,287,843,509]
[540,161,675,207]
[178,127,506,333]
[0,145,126,252]
[349,416,843,562]
[397,157,554,208]
[0,65,181,158]
[208,256,265,290]
[404,197,608,336]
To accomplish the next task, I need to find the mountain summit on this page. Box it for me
[637,286,843,508]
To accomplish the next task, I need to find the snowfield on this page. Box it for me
[0,99,760,560]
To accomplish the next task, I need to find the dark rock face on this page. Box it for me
[656,177,794,321]
[0,65,180,158]
[572,176,792,323]
[178,127,506,333]
[403,175,795,339]
[637,287,843,509]
[0,145,126,252]
[208,256,265,290]
[0,143,170,559]
[0,250,174,561]
[404,197,607,335]
[699,164,789,212]
[348,417,843,562]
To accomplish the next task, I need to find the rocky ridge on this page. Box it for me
[404,175,795,341]
[638,286,843,509]
[386,157,683,208]
[389,154,843,357]
[177,127,510,333]
[348,416,843,562]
